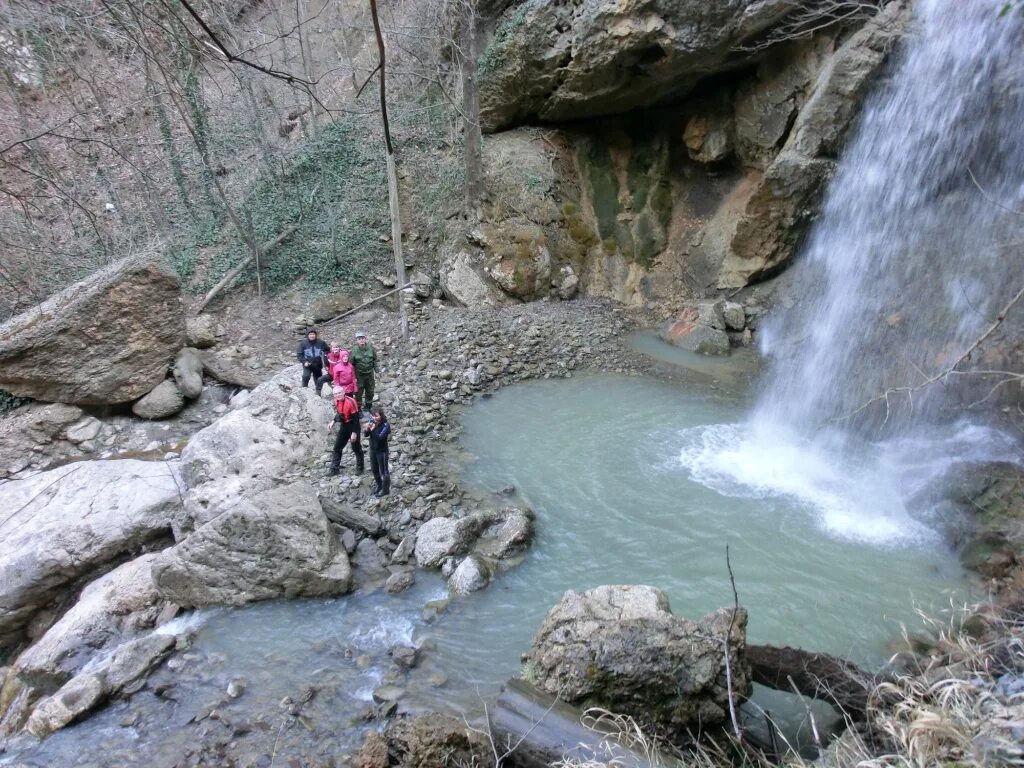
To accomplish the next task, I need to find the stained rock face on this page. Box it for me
[523,585,750,738]
[0,459,182,650]
[152,480,352,607]
[0,255,185,404]
[719,2,910,287]
[478,0,793,131]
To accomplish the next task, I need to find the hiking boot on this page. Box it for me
[355,458,365,475]
[381,477,390,496]
[327,463,340,477]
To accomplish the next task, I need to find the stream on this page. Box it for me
[2,358,978,767]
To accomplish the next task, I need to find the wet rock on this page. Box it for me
[102,633,176,694]
[372,685,405,704]
[185,314,219,349]
[662,307,730,355]
[132,379,186,420]
[448,555,491,595]
[0,460,181,650]
[385,569,415,595]
[0,402,86,479]
[473,507,534,560]
[353,538,389,573]
[227,678,247,699]
[390,534,417,565]
[173,348,205,400]
[0,255,185,405]
[152,480,352,607]
[414,515,488,568]
[14,554,164,691]
[390,645,419,670]
[25,672,107,738]
[522,585,750,738]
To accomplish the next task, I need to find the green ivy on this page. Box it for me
[0,390,29,414]
[478,3,530,75]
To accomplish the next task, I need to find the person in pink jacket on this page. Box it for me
[327,349,359,397]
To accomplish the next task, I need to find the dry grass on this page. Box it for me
[552,604,1024,768]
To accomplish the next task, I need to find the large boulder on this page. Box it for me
[0,255,185,404]
[478,0,793,131]
[13,554,166,691]
[522,585,750,738]
[662,304,730,355]
[439,248,512,308]
[176,366,334,530]
[151,480,352,607]
[0,460,182,650]
[719,2,910,288]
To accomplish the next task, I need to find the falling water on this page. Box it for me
[758,0,1024,435]
[681,0,1024,543]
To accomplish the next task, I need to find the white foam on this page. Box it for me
[677,422,934,545]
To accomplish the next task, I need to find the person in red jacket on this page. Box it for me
[327,386,363,476]
[328,349,359,397]
[315,345,345,394]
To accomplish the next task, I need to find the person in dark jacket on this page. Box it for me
[364,406,391,497]
[350,331,377,411]
[297,329,330,393]
[327,386,363,476]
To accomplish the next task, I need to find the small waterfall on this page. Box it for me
[683,0,1023,543]
[757,0,1024,436]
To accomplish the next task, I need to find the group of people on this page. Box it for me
[297,328,391,498]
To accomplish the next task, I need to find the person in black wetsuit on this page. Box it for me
[297,328,330,393]
[365,405,391,497]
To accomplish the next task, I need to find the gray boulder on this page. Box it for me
[414,515,488,568]
[14,554,165,691]
[25,672,106,738]
[473,507,534,560]
[152,480,352,607]
[439,248,511,308]
[0,460,182,650]
[0,402,86,479]
[131,379,185,420]
[172,347,205,399]
[478,0,793,130]
[662,306,730,355]
[177,366,333,530]
[522,585,750,738]
[0,255,185,405]
[448,555,491,595]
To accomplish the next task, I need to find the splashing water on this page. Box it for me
[684,0,1023,543]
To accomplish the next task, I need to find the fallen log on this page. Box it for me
[488,678,674,768]
[746,644,886,720]
[196,224,298,312]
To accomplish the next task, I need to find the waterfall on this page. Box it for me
[757,0,1024,436]
[681,0,1023,544]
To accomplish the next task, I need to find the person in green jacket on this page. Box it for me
[350,331,377,410]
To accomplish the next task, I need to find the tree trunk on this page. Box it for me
[746,644,886,721]
[460,0,483,207]
[369,0,409,341]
